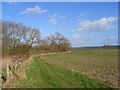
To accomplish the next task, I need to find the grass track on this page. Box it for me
[18,55,110,88]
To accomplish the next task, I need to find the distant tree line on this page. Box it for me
[2,21,71,57]
[102,44,113,49]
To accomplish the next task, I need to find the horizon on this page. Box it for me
[72,44,119,48]
[2,2,118,47]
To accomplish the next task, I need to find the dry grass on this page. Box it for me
[2,56,32,88]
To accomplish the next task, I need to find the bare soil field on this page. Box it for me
[41,49,118,88]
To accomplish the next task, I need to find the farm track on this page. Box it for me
[17,55,110,88]
[1,52,70,88]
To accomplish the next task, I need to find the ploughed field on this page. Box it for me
[18,49,118,88]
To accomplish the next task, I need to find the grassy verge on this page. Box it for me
[17,56,110,88]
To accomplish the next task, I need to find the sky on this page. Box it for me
[2,2,118,47]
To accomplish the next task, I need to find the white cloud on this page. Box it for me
[39,28,43,32]
[48,18,57,24]
[45,32,55,37]
[59,16,67,19]
[104,36,118,45]
[48,13,58,24]
[108,36,116,41]
[71,34,89,41]
[72,17,117,32]
[51,13,57,17]
[80,13,85,17]
[48,13,67,24]
[20,5,48,14]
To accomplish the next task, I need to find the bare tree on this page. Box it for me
[2,21,14,55]
[2,21,26,55]
[2,20,70,57]
[23,28,40,47]
[47,32,71,52]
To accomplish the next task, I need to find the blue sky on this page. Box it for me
[2,2,118,47]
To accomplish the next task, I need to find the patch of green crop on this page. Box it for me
[17,56,110,88]
[40,48,118,88]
